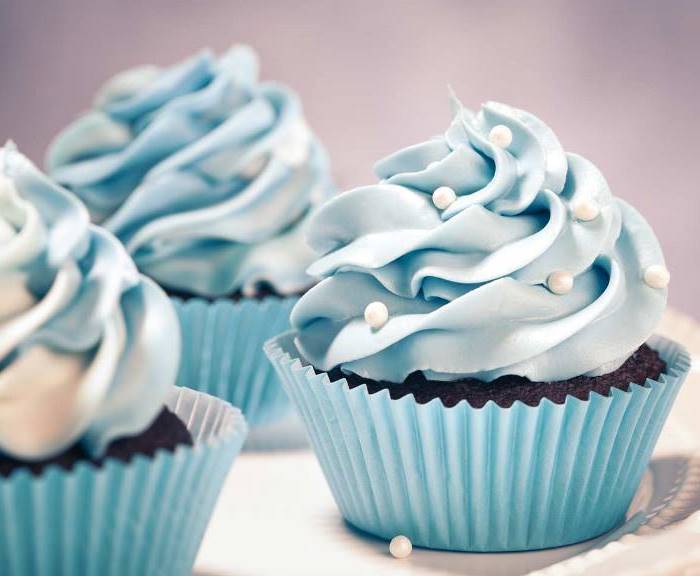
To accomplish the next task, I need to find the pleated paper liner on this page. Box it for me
[265,333,691,552]
[0,387,247,576]
[172,296,297,427]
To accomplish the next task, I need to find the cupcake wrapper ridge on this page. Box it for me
[0,387,247,575]
[172,296,297,427]
[265,333,690,552]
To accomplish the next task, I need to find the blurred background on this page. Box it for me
[1,0,698,316]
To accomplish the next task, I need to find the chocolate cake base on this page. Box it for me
[0,408,193,478]
[332,344,666,409]
[166,282,305,303]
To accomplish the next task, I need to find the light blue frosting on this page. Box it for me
[292,100,668,382]
[47,45,332,297]
[0,144,180,460]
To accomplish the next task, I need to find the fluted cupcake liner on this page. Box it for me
[172,296,297,427]
[0,387,247,576]
[265,333,690,552]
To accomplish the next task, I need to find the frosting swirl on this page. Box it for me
[47,45,332,297]
[0,144,179,460]
[292,100,668,382]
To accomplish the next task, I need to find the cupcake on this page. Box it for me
[265,98,691,551]
[46,45,333,426]
[0,143,247,574]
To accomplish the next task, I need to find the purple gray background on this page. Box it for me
[1,0,698,316]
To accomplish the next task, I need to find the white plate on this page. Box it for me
[194,309,700,575]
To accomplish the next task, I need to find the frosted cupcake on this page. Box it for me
[265,98,691,551]
[46,45,333,426]
[0,144,246,574]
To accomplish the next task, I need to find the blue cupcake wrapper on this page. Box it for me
[0,387,247,576]
[172,296,297,427]
[265,333,691,552]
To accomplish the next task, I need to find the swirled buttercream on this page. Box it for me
[0,143,179,460]
[47,45,332,297]
[292,100,668,382]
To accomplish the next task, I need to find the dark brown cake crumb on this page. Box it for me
[0,408,193,478]
[330,344,666,409]
[166,282,306,302]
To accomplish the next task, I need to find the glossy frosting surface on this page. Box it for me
[292,100,668,382]
[0,144,179,460]
[47,46,332,297]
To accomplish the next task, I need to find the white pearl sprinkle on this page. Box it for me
[547,271,574,295]
[277,119,311,167]
[488,124,513,148]
[432,186,457,210]
[572,198,600,222]
[643,265,670,289]
[389,535,412,559]
[364,301,389,329]
[241,284,258,298]
[239,155,268,180]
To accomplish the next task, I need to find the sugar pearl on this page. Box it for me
[389,535,412,559]
[547,271,574,295]
[364,301,389,329]
[488,124,513,148]
[643,265,670,289]
[241,284,258,298]
[432,186,457,210]
[277,120,311,167]
[239,155,267,179]
[572,199,600,222]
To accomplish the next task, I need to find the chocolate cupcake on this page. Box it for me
[0,144,247,574]
[46,45,333,426]
[265,98,691,551]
